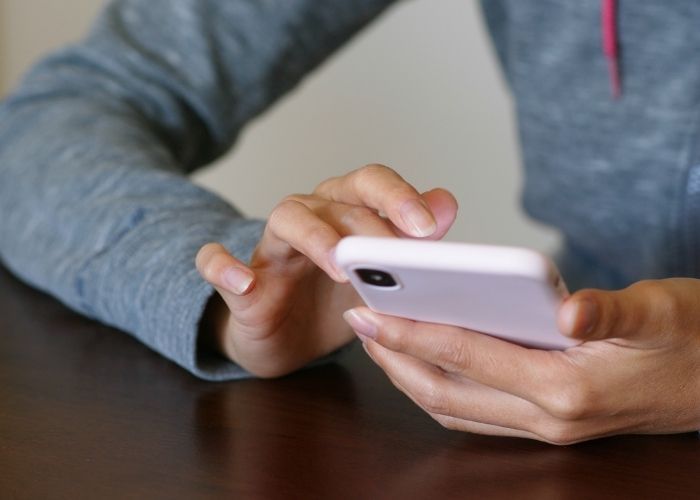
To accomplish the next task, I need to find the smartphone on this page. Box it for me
[335,236,576,349]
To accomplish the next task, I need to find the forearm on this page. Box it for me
[0,0,394,379]
[0,94,266,378]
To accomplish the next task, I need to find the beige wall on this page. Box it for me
[0,0,102,92]
[0,0,560,251]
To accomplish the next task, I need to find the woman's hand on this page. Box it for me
[195,164,458,377]
[344,278,700,444]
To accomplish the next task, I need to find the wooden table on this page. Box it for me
[1,265,698,499]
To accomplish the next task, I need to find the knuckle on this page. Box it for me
[362,163,395,175]
[385,180,416,199]
[630,279,662,295]
[314,176,340,195]
[268,198,304,228]
[340,205,377,228]
[416,379,451,415]
[631,280,680,321]
[436,339,473,374]
[377,321,407,351]
[283,193,311,205]
[299,223,334,249]
[285,194,310,204]
[354,164,396,186]
[268,200,291,224]
[542,379,596,421]
[601,293,624,337]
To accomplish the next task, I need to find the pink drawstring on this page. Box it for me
[602,0,621,98]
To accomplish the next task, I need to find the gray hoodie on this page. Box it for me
[0,0,696,379]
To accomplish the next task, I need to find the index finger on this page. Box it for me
[314,164,437,238]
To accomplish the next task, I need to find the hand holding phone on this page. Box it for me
[336,236,575,349]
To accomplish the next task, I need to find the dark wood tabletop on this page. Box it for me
[1,265,698,500]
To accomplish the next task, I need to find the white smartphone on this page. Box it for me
[335,236,576,349]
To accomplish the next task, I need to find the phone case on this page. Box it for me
[335,236,576,349]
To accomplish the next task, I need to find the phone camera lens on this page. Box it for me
[355,269,398,288]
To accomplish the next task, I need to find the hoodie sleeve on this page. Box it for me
[0,0,394,380]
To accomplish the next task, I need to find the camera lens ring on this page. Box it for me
[355,268,399,288]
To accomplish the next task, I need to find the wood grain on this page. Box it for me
[0,265,698,499]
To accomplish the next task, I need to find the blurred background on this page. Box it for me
[0,0,559,252]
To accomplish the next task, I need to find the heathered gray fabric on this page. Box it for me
[1,0,699,380]
[481,0,700,290]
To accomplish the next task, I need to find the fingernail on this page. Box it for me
[561,298,598,338]
[343,309,379,340]
[400,199,437,237]
[576,299,599,337]
[223,267,254,295]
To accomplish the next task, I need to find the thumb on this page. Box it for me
[195,242,258,311]
[557,281,671,343]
